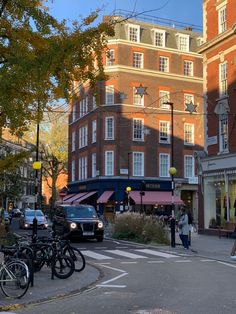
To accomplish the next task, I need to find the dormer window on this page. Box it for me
[152,29,166,47]
[176,33,190,52]
[128,24,140,43]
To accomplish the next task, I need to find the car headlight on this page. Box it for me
[70,222,77,229]
[98,221,103,229]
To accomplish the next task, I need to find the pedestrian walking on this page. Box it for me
[178,207,189,250]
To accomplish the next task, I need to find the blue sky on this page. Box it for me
[48,0,203,30]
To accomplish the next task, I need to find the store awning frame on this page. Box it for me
[73,191,97,204]
[129,191,183,205]
[97,191,114,203]
[62,193,77,202]
[63,192,87,204]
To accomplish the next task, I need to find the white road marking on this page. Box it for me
[121,261,138,264]
[94,247,107,249]
[175,260,192,263]
[218,261,236,268]
[116,246,128,249]
[135,249,177,258]
[100,272,128,285]
[99,264,127,273]
[82,250,113,260]
[97,284,126,288]
[105,249,147,259]
[200,259,215,262]
[148,260,165,264]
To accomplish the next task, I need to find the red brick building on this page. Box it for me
[67,12,204,221]
[199,0,236,230]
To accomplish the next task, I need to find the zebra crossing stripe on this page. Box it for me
[105,249,147,259]
[82,250,114,260]
[135,249,177,258]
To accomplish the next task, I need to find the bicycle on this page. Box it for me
[0,248,30,298]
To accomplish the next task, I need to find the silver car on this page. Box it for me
[19,210,48,229]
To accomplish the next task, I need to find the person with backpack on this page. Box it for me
[178,207,189,249]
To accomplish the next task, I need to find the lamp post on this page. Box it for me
[32,160,41,240]
[140,181,146,214]
[126,186,131,211]
[127,152,132,181]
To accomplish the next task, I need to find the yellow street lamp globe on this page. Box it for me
[33,161,42,170]
[126,186,132,193]
[169,167,177,176]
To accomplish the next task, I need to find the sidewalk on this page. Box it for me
[161,231,236,263]
[0,263,101,310]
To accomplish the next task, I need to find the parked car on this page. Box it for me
[52,204,104,242]
[19,209,48,229]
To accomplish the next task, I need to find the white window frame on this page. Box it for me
[78,156,88,180]
[184,155,194,178]
[72,105,76,122]
[71,160,75,181]
[159,153,170,177]
[159,91,170,109]
[71,131,76,152]
[92,153,97,178]
[184,94,194,110]
[133,87,144,107]
[219,114,228,152]
[105,151,114,176]
[218,5,227,34]
[159,121,170,143]
[92,120,97,143]
[105,116,114,140]
[128,24,140,43]
[133,118,144,141]
[133,52,143,68]
[106,49,115,66]
[159,56,169,72]
[184,123,194,145]
[133,152,144,177]
[92,95,97,109]
[79,125,88,148]
[105,85,114,105]
[176,33,190,52]
[152,29,166,47]
[219,61,228,97]
[184,60,193,76]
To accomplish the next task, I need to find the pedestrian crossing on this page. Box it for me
[81,248,177,261]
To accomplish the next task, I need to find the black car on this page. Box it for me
[52,204,104,242]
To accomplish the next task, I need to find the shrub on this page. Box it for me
[112,213,170,245]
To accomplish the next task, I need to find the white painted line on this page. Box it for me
[106,249,147,259]
[148,260,165,264]
[135,249,177,258]
[97,284,126,288]
[95,247,107,249]
[100,272,128,285]
[175,260,192,263]
[218,261,236,268]
[100,264,127,273]
[82,250,113,260]
[94,262,111,265]
[200,259,216,262]
[120,261,138,264]
[116,246,128,249]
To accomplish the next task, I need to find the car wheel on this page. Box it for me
[96,237,103,242]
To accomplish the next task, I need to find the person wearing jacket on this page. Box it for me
[178,207,189,249]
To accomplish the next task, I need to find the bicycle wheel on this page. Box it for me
[53,255,75,279]
[63,246,86,272]
[0,260,30,298]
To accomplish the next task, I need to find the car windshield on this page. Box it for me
[65,206,97,219]
[25,210,44,217]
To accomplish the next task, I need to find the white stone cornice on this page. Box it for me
[107,39,203,59]
[105,65,203,84]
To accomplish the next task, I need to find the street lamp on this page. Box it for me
[126,186,132,211]
[169,166,177,248]
[140,181,146,214]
